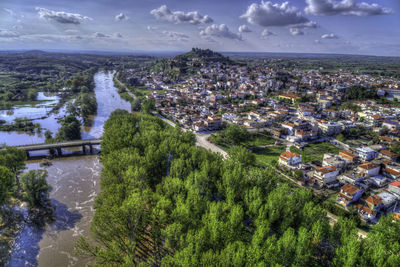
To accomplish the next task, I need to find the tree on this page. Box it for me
[131,97,142,111]
[44,129,52,141]
[56,115,81,141]
[20,170,51,208]
[0,147,27,175]
[223,123,249,145]
[228,146,255,167]
[141,98,155,114]
[0,166,15,206]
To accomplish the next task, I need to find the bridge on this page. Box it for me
[14,139,101,158]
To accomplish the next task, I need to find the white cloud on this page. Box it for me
[291,21,317,29]
[162,31,189,42]
[150,5,213,25]
[290,28,304,35]
[36,7,92,24]
[238,25,252,33]
[3,8,14,16]
[0,29,19,38]
[321,33,338,39]
[305,0,393,16]
[115,13,129,21]
[200,24,242,40]
[147,26,189,42]
[93,32,109,38]
[241,1,309,27]
[261,29,275,37]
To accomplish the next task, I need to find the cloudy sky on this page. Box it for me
[0,0,399,56]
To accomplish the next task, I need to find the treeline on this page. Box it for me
[76,111,400,266]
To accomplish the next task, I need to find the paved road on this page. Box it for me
[154,113,228,158]
[114,75,136,100]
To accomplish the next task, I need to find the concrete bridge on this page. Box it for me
[14,139,101,158]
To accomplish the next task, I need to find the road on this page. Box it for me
[154,113,228,158]
[114,74,137,100]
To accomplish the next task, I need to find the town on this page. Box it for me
[119,48,400,224]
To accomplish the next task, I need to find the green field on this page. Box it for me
[128,86,165,97]
[290,142,339,163]
[252,145,286,165]
[0,73,19,86]
[241,133,276,147]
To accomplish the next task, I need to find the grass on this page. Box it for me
[241,133,276,147]
[290,142,339,163]
[0,73,19,86]
[252,145,286,165]
[129,86,165,97]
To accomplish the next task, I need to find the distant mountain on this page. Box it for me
[174,48,233,64]
[23,50,48,54]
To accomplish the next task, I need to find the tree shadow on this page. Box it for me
[8,199,83,267]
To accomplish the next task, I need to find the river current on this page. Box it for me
[7,71,131,267]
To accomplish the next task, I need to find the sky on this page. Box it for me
[0,0,399,56]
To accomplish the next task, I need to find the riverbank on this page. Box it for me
[4,71,131,266]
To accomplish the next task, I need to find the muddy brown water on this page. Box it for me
[7,71,131,266]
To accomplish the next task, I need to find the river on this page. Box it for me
[7,71,131,266]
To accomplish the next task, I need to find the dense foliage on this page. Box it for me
[56,115,81,141]
[343,85,377,101]
[76,112,400,266]
[20,170,52,208]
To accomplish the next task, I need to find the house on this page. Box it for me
[382,120,400,131]
[322,153,346,171]
[358,162,380,177]
[318,120,342,136]
[388,181,400,196]
[205,116,222,130]
[369,175,389,188]
[383,166,400,179]
[377,191,397,210]
[379,150,398,161]
[279,151,302,168]
[314,165,339,185]
[370,114,384,127]
[278,93,300,104]
[357,194,383,219]
[339,150,358,163]
[337,184,364,207]
[339,171,364,185]
[356,147,378,161]
[282,122,296,135]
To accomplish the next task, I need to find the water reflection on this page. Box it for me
[8,156,102,267]
[7,71,131,266]
[0,71,131,146]
[8,200,82,267]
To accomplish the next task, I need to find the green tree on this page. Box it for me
[20,170,51,208]
[131,97,142,111]
[227,146,255,167]
[141,98,155,114]
[0,166,15,206]
[0,147,27,175]
[56,115,81,141]
[222,123,250,145]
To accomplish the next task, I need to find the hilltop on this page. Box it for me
[152,48,235,80]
